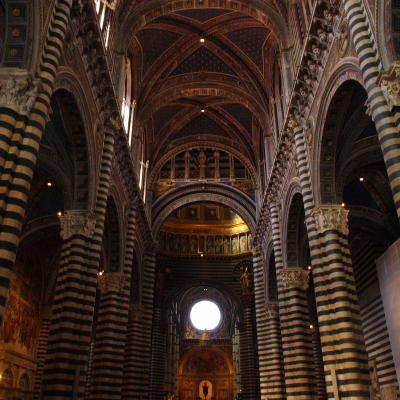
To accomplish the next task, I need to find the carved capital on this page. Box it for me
[129,303,145,322]
[312,205,349,235]
[59,210,97,240]
[265,302,279,318]
[378,61,400,111]
[278,268,309,289]
[98,272,125,294]
[0,76,40,115]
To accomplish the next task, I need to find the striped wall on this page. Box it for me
[0,0,73,325]
[352,240,399,395]
[122,252,156,400]
[158,256,244,297]
[253,251,286,399]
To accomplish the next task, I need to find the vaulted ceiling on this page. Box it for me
[116,2,287,177]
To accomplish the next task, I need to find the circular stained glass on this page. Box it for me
[190,300,221,331]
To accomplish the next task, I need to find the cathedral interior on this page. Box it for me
[0,0,400,399]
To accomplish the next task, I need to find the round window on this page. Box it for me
[190,300,221,331]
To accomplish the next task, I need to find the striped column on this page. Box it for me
[149,306,167,400]
[89,207,137,400]
[252,250,285,399]
[33,318,51,400]
[43,123,116,399]
[292,124,369,397]
[0,0,73,325]
[42,210,97,399]
[89,272,126,399]
[239,293,260,400]
[264,303,286,399]
[344,0,400,219]
[312,205,370,397]
[269,204,316,399]
[149,270,167,400]
[122,251,156,400]
[311,327,327,400]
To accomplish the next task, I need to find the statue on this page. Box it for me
[240,267,252,294]
[232,236,238,253]
[223,237,230,254]
[199,149,206,179]
[190,236,197,253]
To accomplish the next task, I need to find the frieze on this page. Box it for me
[59,210,97,240]
[378,61,400,111]
[265,302,279,318]
[312,205,349,235]
[0,76,39,115]
[278,267,309,290]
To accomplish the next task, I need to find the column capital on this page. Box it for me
[97,272,125,294]
[129,303,145,322]
[378,61,400,111]
[278,267,309,290]
[312,205,349,235]
[287,116,303,133]
[59,210,97,240]
[265,302,279,318]
[0,76,39,115]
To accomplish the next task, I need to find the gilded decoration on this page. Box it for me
[378,61,400,111]
[59,210,97,240]
[278,268,309,290]
[159,203,252,256]
[312,205,349,235]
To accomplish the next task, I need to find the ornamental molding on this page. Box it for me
[265,302,279,318]
[98,272,125,294]
[59,210,97,240]
[278,268,309,290]
[0,76,39,116]
[312,205,349,235]
[378,61,400,111]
